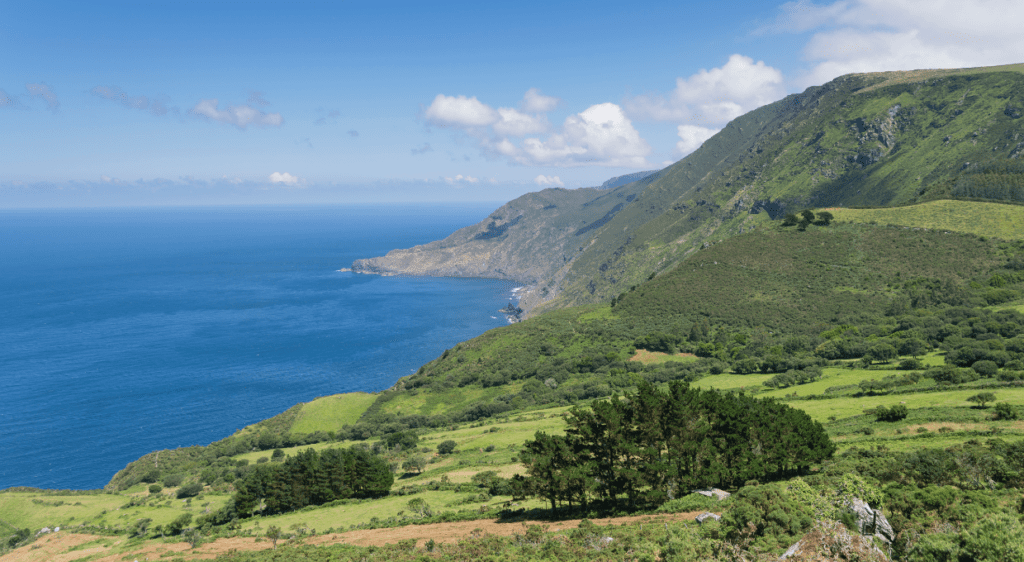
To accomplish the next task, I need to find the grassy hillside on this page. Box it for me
[541,66,1024,312]
[827,199,1024,240]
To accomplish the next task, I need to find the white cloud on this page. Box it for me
[533,174,564,187]
[444,174,479,184]
[268,172,299,185]
[625,54,785,124]
[191,99,283,129]
[772,0,1024,87]
[521,88,560,112]
[424,90,649,167]
[676,125,720,156]
[424,94,499,128]
[511,103,651,168]
[26,83,59,112]
[493,107,549,136]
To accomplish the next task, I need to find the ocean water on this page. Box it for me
[0,204,517,490]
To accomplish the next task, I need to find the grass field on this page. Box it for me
[0,488,233,531]
[290,393,378,435]
[823,199,1024,240]
[628,350,699,365]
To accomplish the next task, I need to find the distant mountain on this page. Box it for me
[352,63,1024,316]
[599,170,662,190]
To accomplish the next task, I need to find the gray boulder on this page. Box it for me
[695,512,721,524]
[844,497,894,545]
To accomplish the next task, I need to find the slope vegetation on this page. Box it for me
[351,64,1024,316]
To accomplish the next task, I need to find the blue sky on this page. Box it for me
[2,0,1023,206]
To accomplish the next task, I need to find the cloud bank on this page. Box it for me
[425,89,650,168]
[770,0,1024,87]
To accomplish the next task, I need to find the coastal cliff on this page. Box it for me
[350,184,650,312]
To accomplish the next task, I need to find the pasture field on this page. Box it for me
[290,393,377,434]
[690,372,773,391]
[629,349,699,365]
[0,488,232,531]
[823,199,1024,240]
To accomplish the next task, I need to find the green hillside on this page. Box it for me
[544,66,1024,312]
[827,199,1024,240]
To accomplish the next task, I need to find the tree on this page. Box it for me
[148,484,163,494]
[265,525,281,549]
[814,211,834,226]
[968,392,997,408]
[866,343,897,364]
[271,448,285,461]
[437,440,457,455]
[385,431,420,451]
[176,482,203,499]
[166,513,193,536]
[782,213,799,227]
[402,456,426,474]
[898,338,927,358]
[406,498,433,517]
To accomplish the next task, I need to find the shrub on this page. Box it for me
[148,484,163,494]
[271,448,285,461]
[177,482,203,499]
[995,402,1019,420]
[898,358,923,370]
[968,392,997,408]
[162,474,184,487]
[437,440,457,455]
[972,360,999,377]
[657,493,725,513]
[875,404,909,422]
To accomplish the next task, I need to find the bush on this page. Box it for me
[898,358,923,370]
[657,493,725,513]
[148,484,163,494]
[972,360,999,377]
[271,448,285,461]
[162,474,184,487]
[995,402,1020,420]
[437,440,457,455]
[875,404,909,422]
[176,482,203,499]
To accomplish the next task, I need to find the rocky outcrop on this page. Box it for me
[844,497,894,545]
[779,520,889,562]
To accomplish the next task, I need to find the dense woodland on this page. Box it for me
[519,382,834,510]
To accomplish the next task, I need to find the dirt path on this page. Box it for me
[1,512,707,561]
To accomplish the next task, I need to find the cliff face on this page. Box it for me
[351,183,652,310]
[353,65,1024,316]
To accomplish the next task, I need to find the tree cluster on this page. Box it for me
[233,447,392,518]
[519,382,834,511]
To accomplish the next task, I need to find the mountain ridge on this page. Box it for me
[351,64,1024,317]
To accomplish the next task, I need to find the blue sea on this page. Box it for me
[0,204,517,490]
